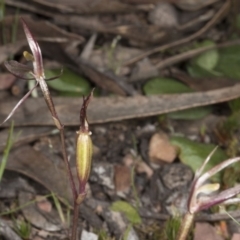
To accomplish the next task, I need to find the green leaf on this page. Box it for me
[215,45,240,79]
[228,98,240,113]
[0,121,15,182]
[236,14,240,29]
[168,106,212,120]
[0,0,5,21]
[187,64,221,78]
[123,225,132,240]
[110,201,141,225]
[45,68,91,96]
[170,136,227,181]
[143,77,191,95]
[164,217,182,240]
[193,40,219,71]
[187,40,220,77]
[143,77,211,120]
[221,111,240,135]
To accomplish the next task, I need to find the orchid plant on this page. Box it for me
[3,18,240,240]
[177,148,240,240]
[1,18,93,240]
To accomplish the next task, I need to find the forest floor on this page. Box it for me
[1,0,240,239]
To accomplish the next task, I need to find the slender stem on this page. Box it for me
[177,212,194,240]
[44,90,79,240]
[59,128,78,199]
[71,201,80,240]
[39,79,78,199]
[0,121,14,181]
[40,79,79,237]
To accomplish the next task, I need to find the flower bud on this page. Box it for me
[75,90,94,204]
[76,130,92,197]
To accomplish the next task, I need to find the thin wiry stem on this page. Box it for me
[34,76,78,200]
[59,129,78,199]
[71,202,80,240]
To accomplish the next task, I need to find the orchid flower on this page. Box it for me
[2,18,61,127]
[188,148,240,213]
[177,148,240,240]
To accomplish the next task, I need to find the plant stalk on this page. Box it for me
[176,212,194,240]
[71,201,80,240]
[59,129,78,199]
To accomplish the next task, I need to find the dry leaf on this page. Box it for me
[18,192,61,231]
[194,222,224,240]
[136,160,153,179]
[2,83,240,126]
[114,165,131,196]
[0,127,53,153]
[5,145,73,205]
[149,132,177,164]
[36,196,52,213]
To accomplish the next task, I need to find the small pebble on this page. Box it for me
[81,230,98,240]
[148,3,178,28]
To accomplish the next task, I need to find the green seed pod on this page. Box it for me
[76,130,93,195]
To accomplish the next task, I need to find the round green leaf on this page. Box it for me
[143,77,211,120]
[193,40,219,71]
[110,201,141,225]
[143,77,191,95]
[170,136,227,181]
[45,68,91,96]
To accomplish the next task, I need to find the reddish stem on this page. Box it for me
[71,201,80,240]
[59,128,78,199]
